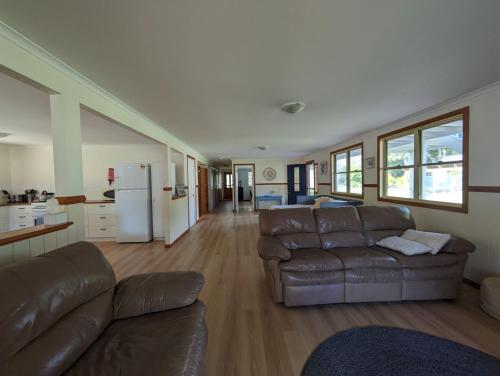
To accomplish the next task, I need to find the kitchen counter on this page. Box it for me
[0,202,35,206]
[85,200,115,204]
[0,222,73,246]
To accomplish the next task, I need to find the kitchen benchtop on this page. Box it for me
[85,200,115,204]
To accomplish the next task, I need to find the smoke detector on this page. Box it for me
[281,101,305,114]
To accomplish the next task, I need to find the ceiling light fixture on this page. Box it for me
[256,145,269,151]
[280,101,305,114]
[0,132,11,139]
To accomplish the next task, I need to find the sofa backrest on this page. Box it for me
[0,241,116,376]
[259,208,321,249]
[356,205,416,246]
[314,207,367,249]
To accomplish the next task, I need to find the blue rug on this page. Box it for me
[302,326,500,376]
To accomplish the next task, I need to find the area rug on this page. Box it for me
[301,326,500,376]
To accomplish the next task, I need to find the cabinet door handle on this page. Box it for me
[99,205,106,208]
[99,216,106,219]
[100,228,106,231]
[19,215,26,218]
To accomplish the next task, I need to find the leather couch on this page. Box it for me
[258,205,475,306]
[0,241,207,376]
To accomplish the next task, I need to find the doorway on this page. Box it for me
[187,155,197,227]
[198,165,209,216]
[233,164,256,211]
[223,172,233,200]
[287,164,307,204]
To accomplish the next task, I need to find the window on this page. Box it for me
[378,107,468,212]
[331,143,364,197]
[224,173,233,188]
[306,161,318,196]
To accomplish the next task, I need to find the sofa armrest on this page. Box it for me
[441,236,476,254]
[113,271,204,319]
[257,236,291,261]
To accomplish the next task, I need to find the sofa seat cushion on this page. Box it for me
[66,301,207,376]
[376,247,460,268]
[279,249,344,272]
[345,268,402,283]
[328,247,400,269]
[281,270,344,286]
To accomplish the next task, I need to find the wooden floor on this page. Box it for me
[96,201,500,376]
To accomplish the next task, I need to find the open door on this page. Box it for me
[287,164,307,204]
[198,166,209,216]
[223,172,233,200]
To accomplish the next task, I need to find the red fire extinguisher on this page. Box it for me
[108,168,115,186]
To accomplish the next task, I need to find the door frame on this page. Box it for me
[187,154,197,226]
[232,163,256,211]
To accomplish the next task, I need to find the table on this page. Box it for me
[256,195,283,209]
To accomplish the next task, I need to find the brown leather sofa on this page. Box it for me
[0,241,207,376]
[258,205,475,306]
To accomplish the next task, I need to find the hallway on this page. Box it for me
[96,204,500,376]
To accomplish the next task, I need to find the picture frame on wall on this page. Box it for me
[319,161,328,176]
[365,157,375,169]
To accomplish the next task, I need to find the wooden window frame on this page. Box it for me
[377,107,469,213]
[305,160,319,195]
[330,142,364,198]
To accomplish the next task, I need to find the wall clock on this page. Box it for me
[263,167,277,181]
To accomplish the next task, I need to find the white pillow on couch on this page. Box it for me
[376,236,432,256]
[401,229,451,255]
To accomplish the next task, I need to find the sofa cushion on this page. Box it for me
[327,247,400,269]
[345,268,402,283]
[314,207,367,249]
[357,206,416,246]
[281,270,344,286]
[66,301,207,376]
[259,208,316,235]
[279,249,344,272]
[376,247,460,268]
[277,233,322,249]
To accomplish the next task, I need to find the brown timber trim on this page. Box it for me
[377,107,469,214]
[463,277,480,289]
[318,183,330,186]
[164,228,189,248]
[56,195,86,205]
[0,222,73,246]
[172,195,187,200]
[330,142,364,198]
[255,182,287,186]
[163,187,173,191]
[85,200,115,204]
[468,186,500,193]
[363,183,378,188]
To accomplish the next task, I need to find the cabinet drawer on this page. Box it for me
[88,226,116,238]
[11,213,34,224]
[10,205,32,214]
[10,223,32,230]
[88,214,116,226]
[86,203,115,215]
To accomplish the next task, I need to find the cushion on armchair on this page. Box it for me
[114,271,204,319]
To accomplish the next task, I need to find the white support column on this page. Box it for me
[50,94,85,242]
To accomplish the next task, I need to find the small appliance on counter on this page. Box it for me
[9,194,28,203]
[0,190,9,204]
[38,191,55,202]
[25,189,38,203]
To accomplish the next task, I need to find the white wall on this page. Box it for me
[304,83,500,283]
[0,144,11,192]
[82,144,167,200]
[8,145,55,193]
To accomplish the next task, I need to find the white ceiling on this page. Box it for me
[1,1,500,158]
[0,72,161,145]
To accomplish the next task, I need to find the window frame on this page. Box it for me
[377,107,469,213]
[330,142,364,198]
[305,160,319,196]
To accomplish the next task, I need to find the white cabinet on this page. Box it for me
[85,202,116,240]
[10,205,34,230]
[0,206,9,233]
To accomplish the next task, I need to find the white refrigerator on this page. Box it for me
[115,162,153,242]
